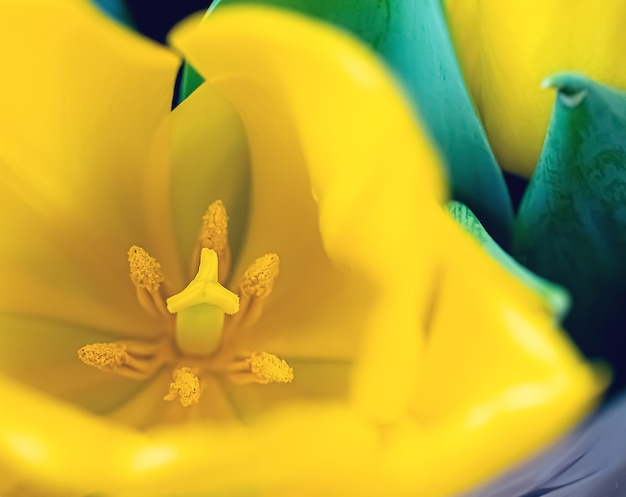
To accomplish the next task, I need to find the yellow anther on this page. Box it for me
[77,343,128,370]
[240,254,280,298]
[77,339,171,380]
[128,246,164,292]
[229,254,280,329]
[247,352,294,384]
[163,367,202,407]
[200,200,229,253]
[128,246,168,317]
[194,200,231,282]
[167,248,239,357]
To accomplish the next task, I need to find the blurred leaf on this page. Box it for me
[514,73,626,392]
[91,0,133,26]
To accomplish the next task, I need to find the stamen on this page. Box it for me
[77,340,169,380]
[193,200,231,283]
[163,367,202,407]
[128,246,169,317]
[226,351,294,385]
[232,254,279,328]
[167,248,239,357]
[240,254,280,298]
[248,352,294,384]
[78,343,128,370]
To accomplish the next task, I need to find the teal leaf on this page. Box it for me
[447,201,570,321]
[91,0,133,26]
[514,73,626,391]
[191,0,514,244]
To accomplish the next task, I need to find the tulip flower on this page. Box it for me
[0,1,603,497]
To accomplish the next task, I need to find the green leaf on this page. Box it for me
[447,201,570,321]
[514,73,626,391]
[179,62,205,103]
[189,0,514,244]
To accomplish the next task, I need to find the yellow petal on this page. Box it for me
[445,0,626,176]
[0,0,180,332]
[0,314,148,414]
[144,82,251,282]
[174,5,446,424]
[406,221,604,492]
[0,375,377,496]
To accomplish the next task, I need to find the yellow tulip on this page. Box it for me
[445,0,626,177]
[0,1,603,495]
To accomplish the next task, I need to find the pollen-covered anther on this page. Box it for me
[240,253,280,298]
[227,351,294,385]
[128,245,169,317]
[78,340,169,380]
[248,352,293,384]
[78,343,128,370]
[231,254,279,329]
[164,367,202,407]
[193,200,231,283]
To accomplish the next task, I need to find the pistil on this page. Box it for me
[166,248,239,357]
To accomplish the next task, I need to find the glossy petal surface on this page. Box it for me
[445,0,626,176]
[514,74,626,393]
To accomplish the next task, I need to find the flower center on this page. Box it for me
[77,200,293,409]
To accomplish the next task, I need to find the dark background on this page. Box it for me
[125,0,213,43]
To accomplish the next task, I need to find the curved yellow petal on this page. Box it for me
[445,0,626,176]
[0,375,377,496]
[0,0,180,332]
[153,82,251,278]
[174,5,446,424]
[406,220,603,492]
